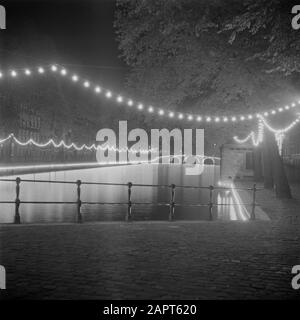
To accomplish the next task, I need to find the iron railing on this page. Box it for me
[0,177,261,224]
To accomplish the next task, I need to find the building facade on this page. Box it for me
[220,143,254,181]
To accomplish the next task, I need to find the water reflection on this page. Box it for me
[0,164,249,223]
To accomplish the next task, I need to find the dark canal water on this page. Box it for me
[0,164,250,223]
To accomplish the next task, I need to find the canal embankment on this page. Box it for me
[0,162,122,177]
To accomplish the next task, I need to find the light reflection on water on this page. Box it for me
[0,164,249,223]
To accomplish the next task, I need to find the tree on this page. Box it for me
[264,129,292,198]
[218,0,300,75]
[115,0,298,198]
[114,0,298,134]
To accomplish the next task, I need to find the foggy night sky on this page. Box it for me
[1,0,127,89]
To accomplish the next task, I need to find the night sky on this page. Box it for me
[1,0,127,89]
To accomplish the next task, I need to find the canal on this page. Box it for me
[0,163,251,223]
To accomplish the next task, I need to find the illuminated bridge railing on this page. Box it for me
[0,178,261,224]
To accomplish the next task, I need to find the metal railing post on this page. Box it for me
[169,184,176,221]
[251,183,256,220]
[14,177,21,224]
[126,182,133,221]
[76,180,82,223]
[3,177,262,224]
[208,185,214,221]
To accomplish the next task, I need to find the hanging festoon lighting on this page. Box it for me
[0,133,153,155]
[234,118,264,147]
[72,75,79,82]
[234,114,300,154]
[10,70,17,77]
[105,90,112,98]
[0,63,299,124]
[38,67,45,74]
[0,63,299,161]
[60,68,67,76]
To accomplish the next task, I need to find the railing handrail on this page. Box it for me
[1,177,261,224]
[0,177,263,191]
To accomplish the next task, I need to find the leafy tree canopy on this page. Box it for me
[115,0,300,130]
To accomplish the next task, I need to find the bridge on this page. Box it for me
[0,132,220,176]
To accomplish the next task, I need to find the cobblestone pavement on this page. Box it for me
[1,185,300,300]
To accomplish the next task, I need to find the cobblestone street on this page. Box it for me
[1,184,300,300]
[0,220,299,298]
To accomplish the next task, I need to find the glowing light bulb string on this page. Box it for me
[234,114,300,153]
[234,119,264,147]
[2,133,156,154]
[0,64,299,124]
[0,133,221,164]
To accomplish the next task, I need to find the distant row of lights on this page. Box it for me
[0,64,299,124]
[234,114,300,149]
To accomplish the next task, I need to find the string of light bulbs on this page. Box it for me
[0,133,220,164]
[233,119,264,147]
[0,64,299,124]
[1,133,156,154]
[233,114,300,153]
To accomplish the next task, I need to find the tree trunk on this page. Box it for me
[265,130,292,199]
[262,140,274,189]
[253,146,263,182]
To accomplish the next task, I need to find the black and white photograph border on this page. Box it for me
[0,0,300,306]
